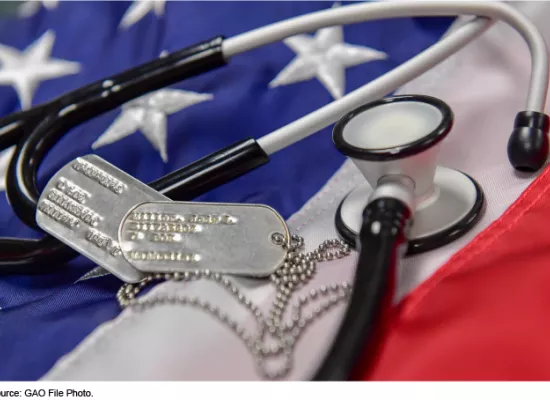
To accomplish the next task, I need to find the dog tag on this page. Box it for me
[118,201,289,276]
[36,155,169,283]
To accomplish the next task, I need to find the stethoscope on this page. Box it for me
[0,1,548,380]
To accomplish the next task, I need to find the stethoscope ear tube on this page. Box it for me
[312,197,412,381]
[0,31,262,274]
[0,37,228,154]
[149,138,269,200]
[0,236,78,274]
[5,36,228,231]
[0,104,53,152]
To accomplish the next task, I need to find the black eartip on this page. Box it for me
[507,111,550,172]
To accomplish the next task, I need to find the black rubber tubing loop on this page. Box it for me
[0,37,271,274]
[1,138,269,274]
[0,104,51,152]
[7,36,227,229]
[312,197,412,381]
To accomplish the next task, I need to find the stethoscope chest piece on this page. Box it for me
[333,94,485,255]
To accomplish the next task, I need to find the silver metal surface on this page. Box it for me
[118,201,291,277]
[36,155,169,283]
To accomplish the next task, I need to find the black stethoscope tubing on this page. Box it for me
[6,37,225,230]
[0,34,396,381]
[0,37,277,273]
[0,0,548,379]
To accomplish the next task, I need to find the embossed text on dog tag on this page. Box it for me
[36,155,169,283]
[118,201,289,276]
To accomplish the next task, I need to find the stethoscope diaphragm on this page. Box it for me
[332,94,485,253]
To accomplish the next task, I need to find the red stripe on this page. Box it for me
[359,165,550,380]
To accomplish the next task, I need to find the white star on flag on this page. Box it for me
[0,30,80,193]
[18,0,59,18]
[92,50,212,163]
[269,5,387,99]
[92,89,213,163]
[0,30,80,110]
[119,0,165,29]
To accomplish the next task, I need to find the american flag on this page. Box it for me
[1,0,548,381]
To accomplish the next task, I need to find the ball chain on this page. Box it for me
[117,234,352,380]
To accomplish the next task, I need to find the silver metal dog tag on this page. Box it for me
[118,201,289,276]
[36,155,169,283]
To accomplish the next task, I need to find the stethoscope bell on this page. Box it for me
[333,94,485,254]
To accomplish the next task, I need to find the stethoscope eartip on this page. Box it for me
[507,111,550,173]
